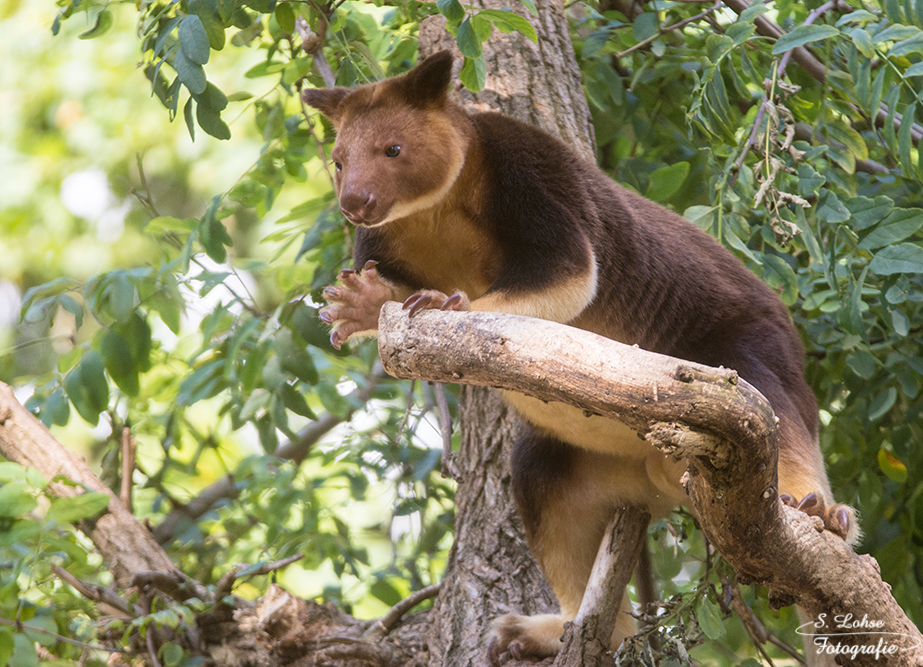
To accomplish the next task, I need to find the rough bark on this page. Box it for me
[424,387,558,667]
[377,304,923,667]
[416,4,606,666]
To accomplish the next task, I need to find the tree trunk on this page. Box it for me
[416,3,599,666]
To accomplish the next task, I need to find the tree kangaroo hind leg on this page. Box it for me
[488,427,648,662]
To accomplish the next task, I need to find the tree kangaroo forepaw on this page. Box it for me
[319,260,393,349]
[402,289,470,317]
[781,493,859,544]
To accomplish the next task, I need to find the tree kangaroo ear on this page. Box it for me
[402,50,455,107]
[301,87,351,124]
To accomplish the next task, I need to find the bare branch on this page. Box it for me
[376,304,923,666]
[555,507,651,667]
[215,553,305,597]
[363,583,442,640]
[120,426,136,511]
[0,382,176,589]
[51,564,141,619]
[616,1,721,59]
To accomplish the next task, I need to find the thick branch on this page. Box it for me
[377,304,923,666]
[555,507,650,667]
[0,382,176,589]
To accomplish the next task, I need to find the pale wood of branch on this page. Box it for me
[377,304,923,667]
[0,382,176,589]
[555,506,651,667]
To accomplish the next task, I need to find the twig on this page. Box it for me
[728,581,806,665]
[0,616,132,655]
[146,629,163,667]
[362,583,442,640]
[216,553,305,597]
[296,16,336,88]
[51,564,141,618]
[396,379,416,440]
[120,427,136,511]
[153,367,386,544]
[431,382,459,480]
[617,1,721,59]
[730,0,837,188]
[130,570,210,605]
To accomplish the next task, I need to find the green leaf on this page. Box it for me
[477,9,537,42]
[456,17,482,58]
[796,163,826,196]
[63,350,110,425]
[851,27,875,58]
[817,192,851,223]
[437,0,465,24]
[898,102,917,177]
[256,413,279,454]
[370,578,402,606]
[884,86,900,156]
[890,32,923,56]
[471,14,493,43]
[825,122,868,161]
[870,387,898,421]
[78,9,113,40]
[874,24,919,43]
[41,388,70,427]
[175,46,207,95]
[189,0,226,50]
[878,447,908,482]
[179,15,211,65]
[761,254,799,306]
[870,243,923,275]
[279,383,317,419]
[683,205,717,232]
[200,194,232,262]
[847,196,894,230]
[858,208,923,250]
[47,492,111,524]
[646,162,689,202]
[160,641,184,667]
[633,12,658,42]
[795,207,824,266]
[459,55,486,92]
[274,329,319,385]
[697,596,725,640]
[194,82,229,111]
[100,330,140,396]
[847,349,877,379]
[184,97,196,141]
[197,104,231,140]
[274,2,295,34]
[146,216,198,233]
[518,0,537,16]
[772,24,839,54]
[0,483,38,518]
[0,629,13,667]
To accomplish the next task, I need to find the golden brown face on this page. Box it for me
[302,51,466,227]
[330,103,466,227]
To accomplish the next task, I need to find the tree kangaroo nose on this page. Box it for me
[340,191,376,222]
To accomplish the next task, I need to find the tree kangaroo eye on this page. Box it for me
[385,145,401,158]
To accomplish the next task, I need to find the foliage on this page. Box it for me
[1,0,921,664]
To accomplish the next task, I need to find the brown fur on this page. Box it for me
[306,51,855,663]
